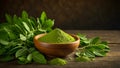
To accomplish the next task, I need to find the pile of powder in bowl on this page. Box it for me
[38,28,75,43]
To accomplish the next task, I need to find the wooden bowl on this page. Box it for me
[33,34,80,57]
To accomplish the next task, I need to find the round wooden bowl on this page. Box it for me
[33,33,80,57]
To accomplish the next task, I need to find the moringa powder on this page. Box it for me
[38,28,75,43]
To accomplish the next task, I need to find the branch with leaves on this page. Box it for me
[0,11,54,64]
[75,33,110,62]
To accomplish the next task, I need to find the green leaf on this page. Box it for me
[49,58,67,65]
[75,56,91,62]
[7,46,22,55]
[29,17,37,29]
[21,13,33,31]
[27,19,35,31]
[0,39,9,45]
[0,48,6,55]
[22,22,30,32]
[101,41,108,45]
[98,44,109,49]
[13,15,18,24]
[0,23,8,29]
[75,51,81,57]
[0,55,14,62]
[77,33,87,40]
[18,56,26,64]
[4,27,16,40]
[15,48,28,58]
[90,37,100,44]
[32,51,47,64]
[22,10,28,19]
[29,47,36,53]
[84,50,95,58]
[20,34,26,41]
[77,33,90,46]
[27,33,34,40]
[17,17,28,34]
[0,29,9,41]
[93,50,106,56]
[18,56,26,61]
[18,56,30,64]
[40,11,47,25]
[15,24,26,35]
[5,14,12,23]
[27,54,32,62]
[42,19,54,29]
[37,18,42,28]
[80,40,90,46]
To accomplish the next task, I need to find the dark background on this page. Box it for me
[0,0,120,30]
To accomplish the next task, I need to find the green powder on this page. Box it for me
[38,28,75,43]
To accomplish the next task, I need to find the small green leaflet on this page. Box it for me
[18,56,30,64]
[7,46,22,55]
[42,19,54,29]
[32,51,47,64]
[0,39,9,45]
[22,10,28,19]
[17,52,32,64]
[0,48,6,55]
[20,34,26,41]
[27,54,32,62]
[5,14,12,23]
[4,27,16,40]
[92,50,106,56]
[22,22,30,32]
[40,11,47,25]
[0,29,9,42]
[15,48,28,58]
[28,47,36,53]
[48,58,67,65]
[77,33,90,47]
[75,56,91,62]
[0,55,14,62]
[90,37,101,44]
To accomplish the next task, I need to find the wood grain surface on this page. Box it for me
[0,30,120,68]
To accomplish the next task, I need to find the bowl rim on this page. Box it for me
[34,33,80,45]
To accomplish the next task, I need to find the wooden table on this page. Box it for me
[0,30,120,68]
